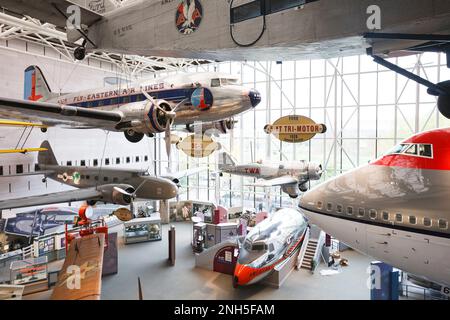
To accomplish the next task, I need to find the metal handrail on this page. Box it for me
[400,283,449,300]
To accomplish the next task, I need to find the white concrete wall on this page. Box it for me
[0,40,157,218]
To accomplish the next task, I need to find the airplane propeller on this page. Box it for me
[141,91,188,161]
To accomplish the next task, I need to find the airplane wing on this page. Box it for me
[0,0,103,28]
[247,175,299,187]
[0,187,103,210]
[0,97,123,130]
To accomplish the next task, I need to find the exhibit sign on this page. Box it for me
[176,134,221,158]
[264,115,327,143]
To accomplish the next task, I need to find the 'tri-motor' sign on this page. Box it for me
[264,115,327,143]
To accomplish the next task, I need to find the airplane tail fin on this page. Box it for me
[38,141,58,167]
[218,152,237,170]
[24,66,56,102]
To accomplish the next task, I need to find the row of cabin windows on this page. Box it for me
[72,155,149,167]
[0,164,25,175]
[79,175,120,183]
[0,155,150,176]
[318,201,448,230]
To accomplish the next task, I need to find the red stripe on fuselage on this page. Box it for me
[371,128,450,171]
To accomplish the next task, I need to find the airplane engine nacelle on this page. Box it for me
[430,81,450,119]
[143,100,173,133]
[186,118,236,136]
[307,163,323,181]
[99,184,136,206]
[282,185,300,199]
[119,100,174,143]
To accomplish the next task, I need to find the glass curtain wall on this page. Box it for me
[153,53,450,210]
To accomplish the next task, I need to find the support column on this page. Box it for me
[159,199,170,224]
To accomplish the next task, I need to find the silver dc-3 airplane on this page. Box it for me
[0,65,261,156]
[0,141,204,211]
[218,152,323,198]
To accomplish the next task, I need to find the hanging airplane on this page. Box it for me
[1,1,450,117]
[299,128,450,287]
[0,140,204,210]
[218,152,323,198]
[233,208,308,287]
[0,65,261,158]
[0,120,48,154]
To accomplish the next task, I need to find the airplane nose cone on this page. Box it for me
[248,89,261,108]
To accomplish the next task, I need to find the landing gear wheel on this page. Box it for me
[299,184,308,192]
[124,130,145,143]
[87,200,97,206]
[289,194,299,199]
[40,127,47,133]
[74,47,86,61]
[42,178,47,183]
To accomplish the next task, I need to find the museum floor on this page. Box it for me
[25,222,373,300]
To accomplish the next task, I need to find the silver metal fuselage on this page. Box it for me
[88,0,450,61]
[41,164,178,200]
[47,72,257,127]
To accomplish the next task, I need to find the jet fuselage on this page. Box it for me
[299,128,450,286]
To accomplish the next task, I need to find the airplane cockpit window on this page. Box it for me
[404,144,417,155]
[385,143,433,158]
[423,217,432,227]
[211,79,221,87]
[221,78,240,86]
[409,216,417,225]
[418,144,433,157]
[252,241,268,251]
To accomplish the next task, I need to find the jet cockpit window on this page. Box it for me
[409,216,417,225]
[386,143,433,158]
[404,144,418,155]
[418,144,433,157]
[251,241,268,251]
[369,209,377,220]
[211,79,221,87]
[395,213,403,223]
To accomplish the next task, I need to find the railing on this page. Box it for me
[400,283,449,300]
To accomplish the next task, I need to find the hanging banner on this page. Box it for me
[176,134,221,158]
[264,115,327,143]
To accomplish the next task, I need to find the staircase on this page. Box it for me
[300,239,319,270]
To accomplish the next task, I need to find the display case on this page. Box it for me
[10,256,48,295]
[123,217,162,244]
[192,222,206,253]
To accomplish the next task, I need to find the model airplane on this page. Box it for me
[218,152,323,198]
[0,140,206,210]
[299,128,450,287]
[0,65,260,158]
[233,208,308,287]
[2,1,450,118]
